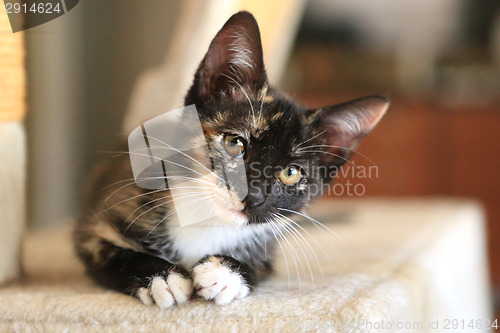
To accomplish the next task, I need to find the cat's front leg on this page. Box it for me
[134,267,193,308]
[192,255,254,305]
[78,239,193,308]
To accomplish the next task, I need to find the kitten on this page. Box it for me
[74,11,389,307]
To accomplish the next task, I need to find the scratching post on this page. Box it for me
[0,11,26,284]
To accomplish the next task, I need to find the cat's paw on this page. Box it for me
[192,256,250,305]
[135,271,193,308]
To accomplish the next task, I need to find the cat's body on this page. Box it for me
[74,152,273,305]
[74,11,389,307]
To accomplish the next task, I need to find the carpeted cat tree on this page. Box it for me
[0,8,25,285]
[0,200,493,332]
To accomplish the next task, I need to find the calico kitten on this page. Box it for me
[74,11,389,307]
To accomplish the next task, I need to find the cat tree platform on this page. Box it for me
[0,199,491,332]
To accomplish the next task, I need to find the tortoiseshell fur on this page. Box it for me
[74,11,389,307]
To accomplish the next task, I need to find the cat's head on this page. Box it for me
[183,11,388,226]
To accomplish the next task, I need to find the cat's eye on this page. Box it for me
[223,134,246,157]
[279,165,303,186]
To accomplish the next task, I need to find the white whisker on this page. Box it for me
[273,214,315,287]
[298,144,376,165]
[220,73,256,126]
[277,208,344,245]
[275,213,326,284]
[146,193,218,237]
[269,219,303,289]
[141,134,224,183]
[295,130,326,149]
[258,84,268,123]
[296,150,362,170]
[266,220,291,289]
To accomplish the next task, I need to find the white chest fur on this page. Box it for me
[168,223,268,269]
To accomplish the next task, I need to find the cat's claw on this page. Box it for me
[136,272,193,308]
[193,257,250,305]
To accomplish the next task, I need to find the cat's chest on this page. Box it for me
[167,224,267,269]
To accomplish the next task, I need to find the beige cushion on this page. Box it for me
[0,199,491,332]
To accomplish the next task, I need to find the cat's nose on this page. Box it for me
[243,192,265,208]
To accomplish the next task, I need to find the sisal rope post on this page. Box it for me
[0,10,25,123]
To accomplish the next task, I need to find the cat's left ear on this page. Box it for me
[188,11,267,102]
[303,95,389,165]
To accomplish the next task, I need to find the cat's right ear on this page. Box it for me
[187,11,267,103]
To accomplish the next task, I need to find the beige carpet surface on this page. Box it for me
[0,199,491,332]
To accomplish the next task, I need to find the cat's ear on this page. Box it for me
[303,95,389,165]
[189,11,267,101]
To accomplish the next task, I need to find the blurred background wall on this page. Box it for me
[25,0,499,311]
[27,0,180,228]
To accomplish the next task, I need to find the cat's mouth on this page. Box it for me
[213,201,248,226]
[227,208,246,219]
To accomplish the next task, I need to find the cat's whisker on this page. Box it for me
[258,83,268,123]
[124,191,212,235]
[265,220,291,289]
[207,199,218,219]
[102,176,170,202]
[277,208,345,246]
[296,150,364,171]
[227,64,245,83]
[104,176,204,203]
[164,176,223,192]
[297,145,377,165]
[103,180,213,212]
[269,218,303,290]
[282,220,325,286]
[294,130,327,149]
[96,150,132,159]
[125,145,209,176]
[98,149,208,193]
[276,212,331,260]
[251,226,269,258]
[99,188,169,215]
[123,200,169,235]
[181,192,220,220]
[98,176,151,192]
[146,193,219,237]
[274,214,340,274]
[220,73,256,126]
[103,171,220,203]
[125,191,208,224]
[145,208,176,238]
[142,134,225,183]
[273,214,315,288]
[95,164,209,192]
[126,144,222,183]
[263,224,268,261]
[125,189,210,226]
[112,149,200,177]
[275,213,326,285]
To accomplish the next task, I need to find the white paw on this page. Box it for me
[137,273,193,308]
[193,258,250,305]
